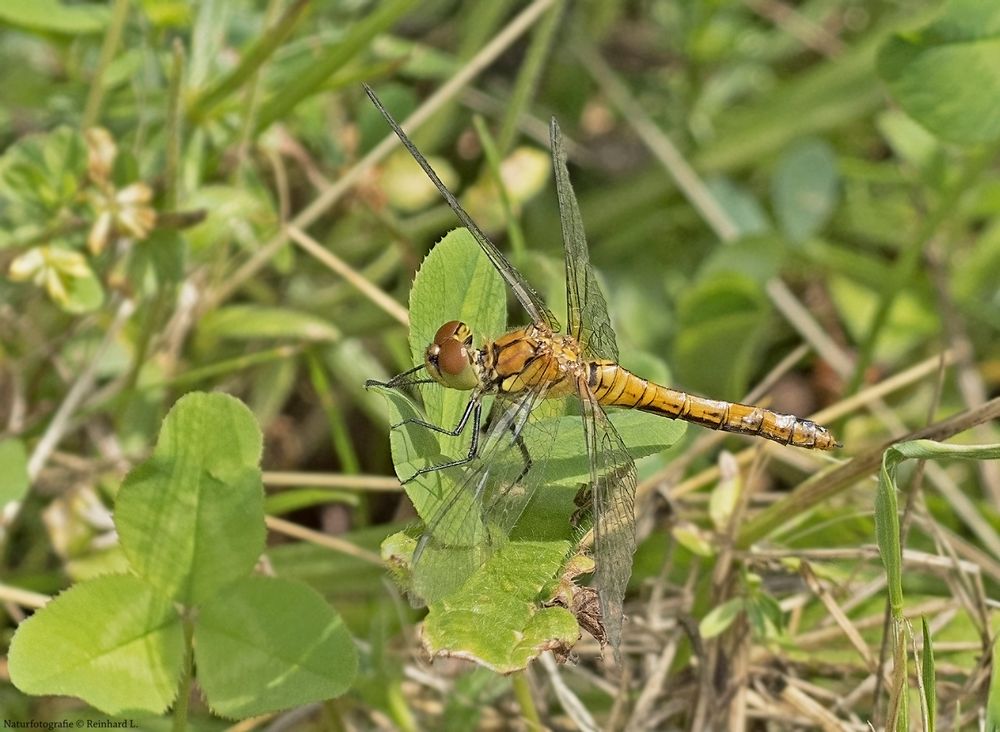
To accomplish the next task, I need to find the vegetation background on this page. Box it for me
[1,0,999,729]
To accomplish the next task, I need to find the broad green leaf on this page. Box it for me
[60,263,105,314]
[771,138,839,242]
[0,0,109,34]
[705,178,771,236]
[699,598,744,639]
[485,411,685,488]
[0,438,29,506]
[674,272,770,399]
[422,541,579,673]
[8,574,184,714]
[115,392,265,606]
[878,0,1000,144]
[0,127,87,220]
[196,576,357,718]
[406,227,507,454]
[198,304,340,342]
[698,235,786,286]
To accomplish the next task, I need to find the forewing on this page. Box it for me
[410,384,561,604]
[550,118,619,361]
[578,380,637,659]
[364,85,558,330]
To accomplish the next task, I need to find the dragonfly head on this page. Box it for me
[425,320,478,390]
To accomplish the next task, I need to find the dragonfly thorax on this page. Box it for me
[424,320,479,390]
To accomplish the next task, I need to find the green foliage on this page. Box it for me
[9,574,184,714]
[4,0,1000,726]
[0,0,109,35]
[878,0,1000,144]
[0,439,29,506]
[9,393,356,718]
[422,542,579,673]
[771,138,840,243]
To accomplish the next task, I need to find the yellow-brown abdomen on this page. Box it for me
[587,361,839,450]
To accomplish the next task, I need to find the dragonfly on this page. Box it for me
[363,84,839,658]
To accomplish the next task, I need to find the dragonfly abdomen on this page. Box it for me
[587,361,839,450]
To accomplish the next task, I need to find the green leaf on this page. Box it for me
[486,411,685,488]
[876,439,1000,621]
[674,272,770,399]
[8,574,184,715]
[198,304,340,342]
[406,227,507,451]
[705,178,771,236]
[921,617,936,732]
[878,0,1000,144]
[195,576,357,718]
[771,138,839,242]
[988,635,1000,731]
[0,0,109,34]
[0,438,29,506]
[699,598,744,639]
[0,127,87,221]
[115,392,266,606]
[422,541,579,673]
[255,0,416,131]
[60,264,105,314]
[875,446,904,619]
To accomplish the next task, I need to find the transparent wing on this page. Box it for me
[550,117,619,361]
[364,85,559,330]
[578,379,637,659]
[409,383,563,604]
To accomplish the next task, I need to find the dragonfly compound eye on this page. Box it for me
[425,328,478,391]
[433,320,472,347]
[437,339,471,377]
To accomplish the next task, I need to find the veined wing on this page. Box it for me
[550,118,619,362]
[409,383,561,605]
[578,378,637,660]
[363,85,558,330]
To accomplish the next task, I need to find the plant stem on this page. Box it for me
[82,0,130,129]
[171,615,196,732]
[512,671,543,731]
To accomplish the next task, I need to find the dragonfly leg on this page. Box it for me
[365,363,437,390]
[403,400,484,484]
[510,424,532,485]
[392,393,478,436]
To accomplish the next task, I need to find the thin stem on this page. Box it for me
[473,116,528,262]
[511,670,543,732]
[82,0,131,128]
[171,614,196,732]
[496,0,566,156]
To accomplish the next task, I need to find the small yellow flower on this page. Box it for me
[9,246,93,306]
[87,181,157,254]
[84,127,157,254]
[85,127,117,185]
